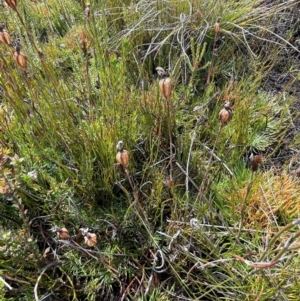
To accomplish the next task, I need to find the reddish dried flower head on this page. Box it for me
[250,154,262,172]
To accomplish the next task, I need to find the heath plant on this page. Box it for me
[0,0,300,300]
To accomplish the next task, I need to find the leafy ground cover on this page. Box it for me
[1,0,300,300]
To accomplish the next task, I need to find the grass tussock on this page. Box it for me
[1,0,300,300]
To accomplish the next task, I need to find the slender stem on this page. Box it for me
[237,171,254,239]
[185,118,200,200]
[206,30,219,85]
[166,98,174,185]
[196,125,222,203]
[124,167,139,203]
[15,9,43,61]
[84,50,93,120]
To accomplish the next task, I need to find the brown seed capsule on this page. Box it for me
[116,140,129,167]
[13,48,27,70]
[214,17,221,33]
[5,0,17,10]
[57,227,69,239]
[116,149,130,167]
[250,154,262,172]
[14,51,27,70]
[84,232,97,247]
[156,67,172,100]
[0,24,12,48]
[219,101,233,126]
[159,77,172,100]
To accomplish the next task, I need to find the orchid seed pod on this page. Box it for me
[5,0,17,10]
[0,24,13,49]
[156,67,172,100]
[57,227,69,239]
[159,77,172,100]
[116,140,130,167]
[214,17,221,33]
[84,232,97,247]
[219,101,233,126]
[13,45,27,70]
[250,154,262,172]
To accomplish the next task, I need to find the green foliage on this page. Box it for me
[0,0,300,300]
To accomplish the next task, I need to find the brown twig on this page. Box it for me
[233,254,279,269]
